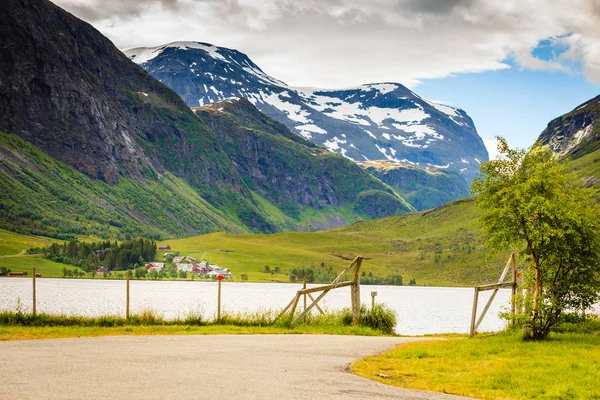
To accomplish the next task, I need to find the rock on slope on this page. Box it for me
[535,95,600,190]
[125,42,489,179]
[536,95,600,159]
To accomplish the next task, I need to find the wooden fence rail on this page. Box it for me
[276,256,363,325]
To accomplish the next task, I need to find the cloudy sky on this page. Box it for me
[52,0,600,155]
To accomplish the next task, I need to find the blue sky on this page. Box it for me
[416,58,600,157]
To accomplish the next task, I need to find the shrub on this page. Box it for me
[359,304,398,335]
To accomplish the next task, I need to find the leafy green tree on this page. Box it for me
[471,138,600,339]
[134,267,147,279]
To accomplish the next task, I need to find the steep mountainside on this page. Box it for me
[0,131,245,239]
[0,0,416,239]
[125,42,489,179]
[194,98,414,228]
[0,0,278,234]
[535,95,600,190]
[536,95,600,159]
[360,161,470,211]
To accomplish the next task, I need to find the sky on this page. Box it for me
[52,0,600,158]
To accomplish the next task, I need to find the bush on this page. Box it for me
[359,304,398,335]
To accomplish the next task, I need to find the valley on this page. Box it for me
[0,0,598,290]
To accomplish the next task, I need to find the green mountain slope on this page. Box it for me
[360,161,470,210]
[0,132,247,239]
[193,98,414,230]
[0,0,277,234]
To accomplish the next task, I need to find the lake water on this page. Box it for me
[1,279,596,335]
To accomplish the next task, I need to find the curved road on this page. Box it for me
[0,335,474,399]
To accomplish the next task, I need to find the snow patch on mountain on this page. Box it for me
[127,41,229,64]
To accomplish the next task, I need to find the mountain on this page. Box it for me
[536,95,600,159]
[535,95,600,190]
[360,161,470,211]
[125,42,489,179]
[0,0,414,239]
[193,98,414,229]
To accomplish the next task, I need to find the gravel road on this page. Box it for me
[0,335,475,399]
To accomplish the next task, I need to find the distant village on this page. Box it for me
[144,245,232,279]
[95,244,232,279]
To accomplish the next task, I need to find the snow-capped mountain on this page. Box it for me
[125,42,488,178]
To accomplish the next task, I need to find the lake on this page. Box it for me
[2,279,596,335]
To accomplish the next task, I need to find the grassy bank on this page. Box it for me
[353,324,600,400]
[0,304,397,340]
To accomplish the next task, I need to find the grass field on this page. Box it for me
[0,256,81,277]
[0,324,384,341]
[353,330,600,400]
[0,229,72,277]
[0,229,56,257]
[158,198,508,286]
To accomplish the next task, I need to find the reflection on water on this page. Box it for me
[2,278,596,335]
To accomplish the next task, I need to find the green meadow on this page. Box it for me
[158,198,507,286]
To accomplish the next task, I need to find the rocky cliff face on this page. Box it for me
[536,95,600,159]
[194,98,414,224]
[125,42,489,179]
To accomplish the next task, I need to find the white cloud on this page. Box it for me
[51,0,600,88]
[482,137,500,160]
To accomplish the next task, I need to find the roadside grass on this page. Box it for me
[353,325,600,400]
[0,324,384,341]
[0,305,396,341]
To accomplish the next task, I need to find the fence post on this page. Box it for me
[217,279,222,321]
[32,267,36,316]
[469,287,479,337]
[511,254,517,325]
[371,291,377,309]
[303,278,307,311]
[351,257,362,325]
[126,270,130,320]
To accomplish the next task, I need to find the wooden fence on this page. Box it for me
[276,256,362,325]
[470,252,519,337]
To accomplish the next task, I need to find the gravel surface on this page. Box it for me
[0,335,476,399]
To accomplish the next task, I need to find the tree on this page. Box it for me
[471,138,600,339]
